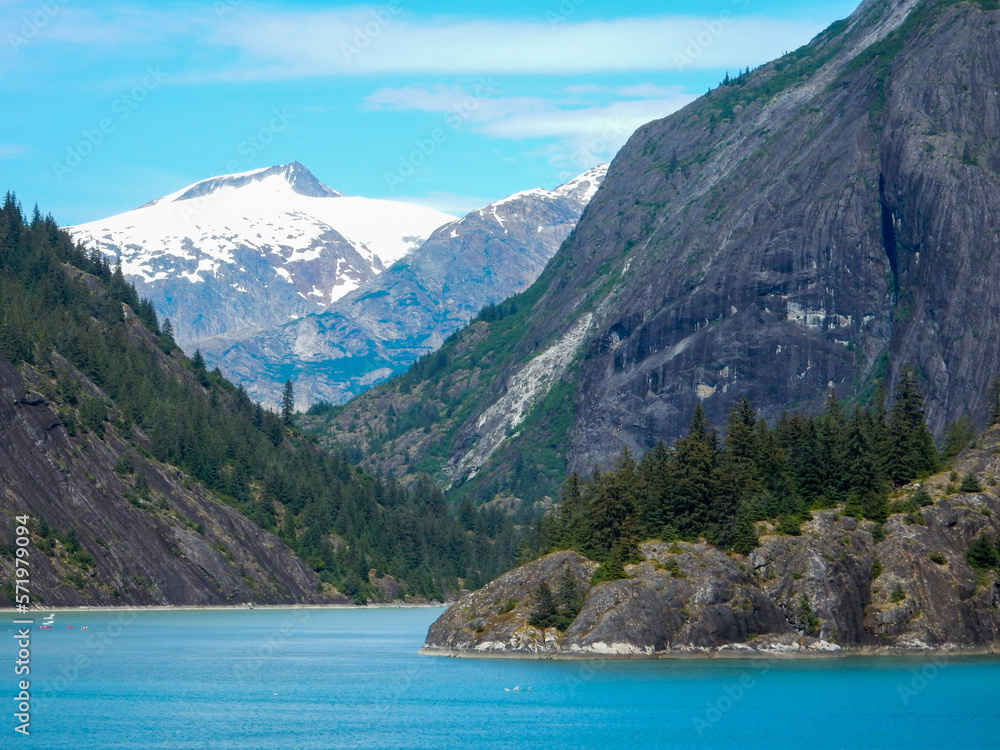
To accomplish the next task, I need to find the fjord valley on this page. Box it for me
[2,0,999,664]
[306,0,1000,655]
[0,196,514,607]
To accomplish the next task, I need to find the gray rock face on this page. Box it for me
[203,166,607,408]
[0,349,345,607]
[553,0,1000,467]
[333,0,1000,497]
[424,472,1000,657]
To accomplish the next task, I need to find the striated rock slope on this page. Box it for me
[324,0,1000,503]
[202,166,607,408]
[0,352,344,607]
[424,435,1000,656]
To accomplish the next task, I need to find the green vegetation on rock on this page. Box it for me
[0,195,516,602]
[537,375,939,566]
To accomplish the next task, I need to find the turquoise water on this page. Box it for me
[3,607,999,749]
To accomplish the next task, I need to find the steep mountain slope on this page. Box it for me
[68,162,456,349]
[202,166,607,408]
[0,352,333,607]
[319,0,1000,504]
[0,199,514,606]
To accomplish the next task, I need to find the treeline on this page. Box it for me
[538,372,948,576]
[0,194,516,601]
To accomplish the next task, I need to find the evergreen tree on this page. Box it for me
[585,447,639,560]
[529,580,559,629]
[941,417,975,463]
[988,377,1000,425]
[671,405,718,538]
[555,566,583,618]
[886,366,938,485]
[731,512,760,555]
[636,441,677,538]
[966,535,1000,570]
[815,389,848,505]
[776,412,824,504]
[714,398,762,543]
[282,380,295,425]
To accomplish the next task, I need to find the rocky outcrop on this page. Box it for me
[0,350,346,608]
[424,451,1000,656]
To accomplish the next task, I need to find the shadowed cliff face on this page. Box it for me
[556,0,1000,470]
[423,431,1000,657]
[0,350,344,607]
[325,0,1000,501]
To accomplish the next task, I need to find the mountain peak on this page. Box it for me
[554,164,609,204]
[165,162,342,205]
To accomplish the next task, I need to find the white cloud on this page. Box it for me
[194,11,824,80]
[8,3,837,81]
[0,144,27,158]
[363,83,697,175]
[363,84,471,113]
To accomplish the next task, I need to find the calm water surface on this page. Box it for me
[4,607,999,749]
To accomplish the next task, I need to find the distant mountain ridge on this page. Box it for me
[68,162,456,349]
[202,165,608,408]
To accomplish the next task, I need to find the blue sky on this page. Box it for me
[1,0,861,225]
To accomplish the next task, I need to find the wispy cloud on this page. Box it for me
[206,13,820,79]
[363,83,695,169]
[0,144,27,158]
[18,4,822,82]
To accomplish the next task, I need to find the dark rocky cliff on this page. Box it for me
[323,0,1000,503]
[423,431,1000,656]
[0,348,343,607]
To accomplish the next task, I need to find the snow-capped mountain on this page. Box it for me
[201,165,609,408]
[68,162,456,347]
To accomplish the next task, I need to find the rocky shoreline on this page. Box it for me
[422,462,1000,659]
[419,643,1000,660]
